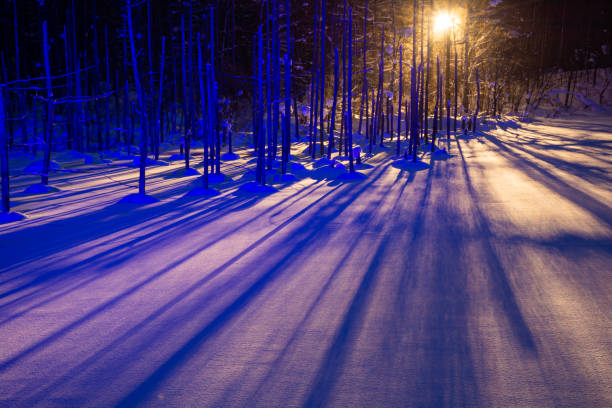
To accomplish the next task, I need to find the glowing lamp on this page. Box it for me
[434,12,457,35]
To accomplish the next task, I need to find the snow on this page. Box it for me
[184,187,221,198]
[0,113,611,407]
[221,152,240,161]
[207,173,230,184]
[391,158,429,171]
[308,162,347,180]
[20,183,62,196]
[290,162,308,174]
[573,92,607,113]
[428,147,453,161]
[169,167,201,178]
[0,212,26,224]
[236,181,278,195]
[167,153,190,162]
[276,173,299,183]
[22,160,63,175]
[130,157,169,167]
[336,171,367,181]
[118,193,160,204]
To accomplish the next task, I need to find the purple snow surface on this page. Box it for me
[0,113,611,407]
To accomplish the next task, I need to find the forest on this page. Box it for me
[0,0,609,214]
[0,0,610,407]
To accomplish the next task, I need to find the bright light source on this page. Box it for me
[434,12,456,35]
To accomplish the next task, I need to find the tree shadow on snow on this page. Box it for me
[483,133,612,227]
[101,162,390,403]
[0,146,548,407]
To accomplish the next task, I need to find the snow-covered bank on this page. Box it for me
[0,113,610,407]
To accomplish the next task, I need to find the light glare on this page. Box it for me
[434,12,456,35]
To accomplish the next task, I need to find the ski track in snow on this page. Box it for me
[0,113,611,407]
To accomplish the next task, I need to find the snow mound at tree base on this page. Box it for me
[118,193,159,204]
[313,156,333,167]
[208,173,230,183]
[355,162,374,170]
[273,173,299,183]
[290,162,307,174]
[184,188,221,198]
[308,164,347,180]
[111,149,140,160]
[22,184,61,195]
[150,159,170,166]
[169,167,201,178]
[392,159,429,172]
[0,212,26,224]
[221,152,240,161]
[332,161,347,171]
[236,182,278,195]
[429,148,454,161]
[57,151,89,161]
[166,154,194,162]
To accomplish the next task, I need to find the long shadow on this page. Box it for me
[512,143,609,185]
[10,165,172,203]
[389,151,437,326]
[0,195,253,317]
[20,183,348,405]
[455,137,538,353]
[1,177,318,293]
[300,164,419,407]
[416,154,482,407]
[510,131,612,154]
[1,171,313,276]
[0,193,237,282]
[497,116,612,157]
[538,115,612,133]
[483,133,612,227]
[0,180,341,381]
[0,166,365,404]
[2,147,544,406]
[300,236,387,407]
[5,158,240,226]
[2,194,202,268]
[492,131,612,185]
[367,149,481,407]
[214,163,408,407]
[0,182,326,321]
[112,162,392,407]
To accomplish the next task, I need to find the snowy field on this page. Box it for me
[0,112,611,407]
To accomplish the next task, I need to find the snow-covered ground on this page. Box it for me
[0,112,610,407]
